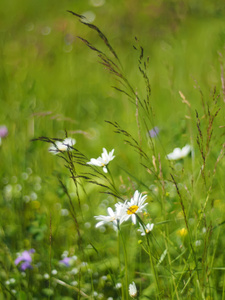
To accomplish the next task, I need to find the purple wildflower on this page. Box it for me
[0,126,8,138]
[149,126,159,138]
[59,257,72,267]
[20,261,33,271]
[15,249,35,271]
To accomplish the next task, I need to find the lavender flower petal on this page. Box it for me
[0,126,8,138]
[149,126,159,138]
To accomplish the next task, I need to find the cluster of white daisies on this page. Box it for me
[48,137,192,162]
[48,139,152,231]
[48,137,192,233]
[95,190,154,233]
[47,136,193,298]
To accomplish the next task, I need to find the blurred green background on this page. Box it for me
[1,0,225,166]
[1,0,225,169]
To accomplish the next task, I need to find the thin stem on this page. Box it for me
[107,166,116,187]
[117,228,124,300]
[119,230,129,300]
[164,230,180,300]
[222,273,225,300]
[146,234,160,300]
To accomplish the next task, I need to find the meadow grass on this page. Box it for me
[1,1,225,299]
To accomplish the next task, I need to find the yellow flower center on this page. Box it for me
[127,205,139,215]
[58,145,67,151]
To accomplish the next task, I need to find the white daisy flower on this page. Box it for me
[115,201,125,217]
[87,148,115,173]
[119,190,148,225]
[129,281,137,298]
[95,207,118,229]
[138,223,154,235]
[49,138,76,155]
[166,144,192,160]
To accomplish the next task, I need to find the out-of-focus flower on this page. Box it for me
[138,223,154,235]
[177,228,188,237]
[149,126,159,138]
[166,144,192,160]
[0,125,8,146]
[9,278,16,284]
[87,148,115,173]
[82,11,96,23]
[0,126,8,138]
[95,207,118,230]
[115,282,122,289]
[195,240,202,247]
[44,273,50,279]
[129,282,137,298]
[59,257,73,267]
[14,249,35,271]
[48,138,76,155]
[119,190,148,225]
[90,0,105,7]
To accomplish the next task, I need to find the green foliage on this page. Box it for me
[1,0,225,299]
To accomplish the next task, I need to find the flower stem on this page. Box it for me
[107,166,116,187]
[145,233,160,299]
[119,229,129,300]
[117,229,124,299]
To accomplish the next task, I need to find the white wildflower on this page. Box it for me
[43,273,50,279]
[95,207,118,229]
[119,190,148,225]
[87,148,115,173]
[48,138,76,155]
[129,281,137,298]
[115,282,122,289]
[166,144,192,160]
[195,240,202,247]
[138,223,154,235]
